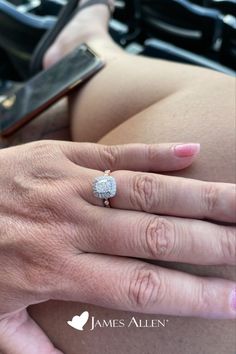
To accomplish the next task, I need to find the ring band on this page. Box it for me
[93,170,117,207]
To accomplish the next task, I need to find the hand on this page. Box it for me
[0,140,235,354]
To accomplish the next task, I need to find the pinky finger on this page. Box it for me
[57,254,236,320]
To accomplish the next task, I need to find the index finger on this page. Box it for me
[62,142,200,172]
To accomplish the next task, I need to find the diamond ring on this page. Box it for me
[93,170,117,207]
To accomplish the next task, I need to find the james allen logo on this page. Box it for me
[67,311,89,331]
[67,311,169,331]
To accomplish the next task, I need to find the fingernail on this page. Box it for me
[174,143,200,158]
[230,288,236,311]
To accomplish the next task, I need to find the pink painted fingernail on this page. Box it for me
[174,143,200,158]
[231,288,236,311]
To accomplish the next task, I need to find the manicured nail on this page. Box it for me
[230,288,236,311]
[174,143,200,158]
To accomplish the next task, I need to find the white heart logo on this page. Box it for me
[67,311,89,331]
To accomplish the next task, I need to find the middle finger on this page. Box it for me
[81,208,236,266]
[86,170,236,223]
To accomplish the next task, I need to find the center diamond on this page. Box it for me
[93,175,117,199]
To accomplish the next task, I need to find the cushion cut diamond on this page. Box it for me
[93,175,117,199]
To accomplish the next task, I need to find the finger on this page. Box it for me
[85,170,236,223]
[62,142,200,172]
[56,254,236,319]
[0,309,63,354]
[77,208,236,266]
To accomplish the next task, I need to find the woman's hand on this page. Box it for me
[0,140,235,354]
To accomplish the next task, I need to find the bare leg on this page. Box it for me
[43,0,227,144]
[4,2,235,353]
[0,99,70,149]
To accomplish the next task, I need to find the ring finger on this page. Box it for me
[86,170,236,223]
[78,207,236,266]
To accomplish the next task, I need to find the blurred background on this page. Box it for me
[0,0,235,96]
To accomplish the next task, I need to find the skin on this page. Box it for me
[0,1,235,353]
[1,140,235,354]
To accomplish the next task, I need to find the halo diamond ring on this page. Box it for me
[93,170,117,207]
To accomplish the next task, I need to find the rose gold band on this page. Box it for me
[103,170,111,207]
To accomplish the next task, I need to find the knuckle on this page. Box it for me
[27,142,65,183]
[131,174,162,212]
[201,184,219,215]
[194,280,211,314]
[143,217,175,259]
[220,227,236,264]
[102,145,121,170]
[31,140,55,156]
[127,265,165,309]
[146,144,160,163]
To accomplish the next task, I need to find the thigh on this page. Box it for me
[29,74,236,354]
[69,54,226,143]
[0,99,70,148]
[100,72,235,183]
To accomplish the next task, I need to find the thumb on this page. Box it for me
[0,309,63,354]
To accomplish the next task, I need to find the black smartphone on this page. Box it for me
[0,44,104,136]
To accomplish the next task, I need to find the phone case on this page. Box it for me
[0,44,104,137]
